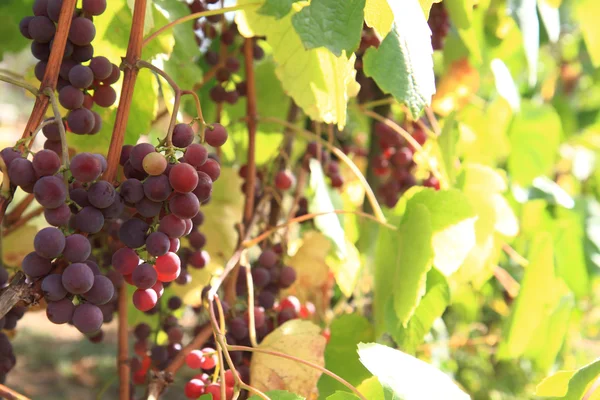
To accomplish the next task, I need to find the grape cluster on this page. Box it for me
[184,353,236,399]
[374,122,440,207]
[19,0,120,135]
[306,141,344,188]
[428,2,450,50]
[112,122,228,313]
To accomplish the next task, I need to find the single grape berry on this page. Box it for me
[142,152,167,176]
[204,123,228,147]
[274,170,294,190]
[172,124,195,148]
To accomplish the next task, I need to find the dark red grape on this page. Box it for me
[8,158,36,188]
[29,16,56,43]
[89,110,102,134]
[82,0,107,16]
[58,85,84,110]
[184,144,208,167]
[252,267,270,289]
[34,227,65,259]
[129,143,155,172]
[20,17,34,39]
[72,44,94,62]
[133,288,158,311]
[63,233,92,262]
[168,193,199,219]
[68,65,94,89]
[274,170,294,190]
[46,299,75,324]
[169,163,199,193]
[69,17,96,46]
[70,152,102,182]
[135,197,162,218]
[120,178,144,204]
[83,275,115,305]
[87,180,116,209]
[32,149,61,177]
[93,85,117,107]
[279,266,296,288]
[225,57,240,72]
[188,231,206,250]
[102,63,120,84]
[143,175,172,202]
[158,215,186,239]
[197,159,220,181]
[112,247,140,275]
[31,41,50,61]
[22,251,52,277]
[204,123,228,147]
[74,206,105,234]
[172,124,194,148]
[119,218,149,248]
[62,262,94,294]
[189,250,209,269]
[41,274,67,301]
[1,148,22,168]
[67,108,95,134]
[44,203,71,226]
[155,252,181,282]
[72,303,103,333]
[145,232,170,257]
[34,175,67,209]
[132,263,157,290]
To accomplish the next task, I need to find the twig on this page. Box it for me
[4,195,35,226]
[243,38,258,226]
[244,266,258,347]
[20,0,77,147]
[493,266,520,298]
[2,207,44,236]
[244,209,396,248]
[181,90,206,126]
[425,107,441,136]
[0,272,35,320]
[103,0,148,185]
[0,383,31,400]
[0,75,39,96]
[142,3,262,47]
[358,97,395,109]
[227,345,367,400]
[259,116,387,223]
[502,243,529,267]
[44,88,69,188]
[28,119,57,149]
[102,1,149,398]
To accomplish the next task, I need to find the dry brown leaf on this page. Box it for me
[250,320,326,398]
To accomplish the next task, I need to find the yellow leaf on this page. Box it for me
[236,1,358,129]
[364,0,394,37]
[541,0,562,7]
[286,232,331,302]
[251,320,326,398]
[326,239,361,297]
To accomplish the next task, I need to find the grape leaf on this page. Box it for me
[508,0,539,86]
[536,358,600,399]
[308,160,347,258]
[438,112,458,184]
[363,0,435,118]
[393,271,450,353]
[356,377,385,400]
[318,314,374,397]
[327,392,360,400]
[497,233,567,359]
[553,211,590,298]
[236,0,359,128]
[248,390,305,400]
[126,0,155,35]
[258,0,301,19]
[251,320,326,398]
[357,343,471,400]
[364,0,393,37]
[444,0,481,63]
[490,59,520,112]
[537,0,560,43]
[0,0,34,61]
[291,0,365,57]
[575,0,600,67]
[508,101,561,185]
[406,188,477,276]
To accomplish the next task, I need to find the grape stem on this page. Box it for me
[493,266,520,298]
[258,116,387,223]
[0,74,39,96]
[44,88,69,172]
[244,209,397,248]
[244,265,259,347]
[141,2,263,48]
[0,383,30,400]
[502,243,529,267]
[28,119,57,149]
[243,38,258,226]
[227,345,368,400]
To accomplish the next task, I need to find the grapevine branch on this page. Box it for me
[0,383,31,400]
[2,207,44,236]
[243,209,397,248]
[0,272,39,320]
[100,1,149,399]
[243,37,258,225]
[4,194,35,225]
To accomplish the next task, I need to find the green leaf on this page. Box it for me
[553,211,590,298]
[257,0,300,18]
[364,0,393,37]
[537,0,560,43]
[0,0,34,61]
[392,204,434,326]
[490,59,520,112]
[575,0,600,67]
[507,101,561,185]
[357,343,471,400]
[327,392,360,400]
[236,0,359,128]
[497,233,566,359]
[291,0,365,57]
[509,0,539,86]
[126,0,154,35]
[536,359,600,399]
[438,112,459,184]
[394,270,450,353]
[406,189,477,276]
[356,376,385,400]
[444,0,481,64]
[318,314,374,397]
[308,159,347,258]
[363,0,435,118]
[248,390,304,400]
